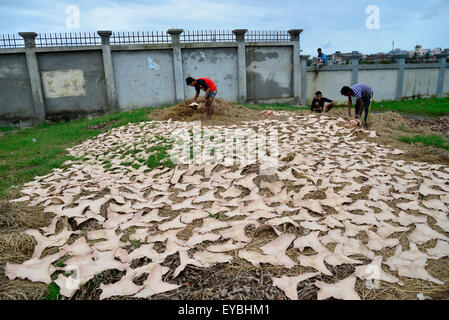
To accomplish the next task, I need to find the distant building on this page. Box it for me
[323,45,444,65]
[432,48,442,55]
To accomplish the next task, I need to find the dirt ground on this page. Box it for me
[149,98,291,126]
[1,101,449,300]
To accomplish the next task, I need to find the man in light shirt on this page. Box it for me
[340,83,374,128]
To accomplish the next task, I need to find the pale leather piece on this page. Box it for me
[192,190,219,203]
[193,218,229,234]
[158,216,187,232]
[205,239,246,253]
[192,251,232,265]
[179,209,210,224]
[186,231,221,247]
[344,200,375,213]
[238,249,296,269]
[245,197,274,212]
[117,243,161,263]
[419,183,446,197]
[271,272,320,300]
[5,250,65,284]
[219,222,254,243]
[297,199,324,215]
[25,228,80,258]
[376,222,409,238]
[322,215,345,228]
[324,252,363,267]
[408,223,449,244]
[59,237,92,257]
[385,255,443,285]
[220,186,242,198]
[260,234,296,256]
[354,256,404,286]
[99,267,143,299]
[427,240,449,259]
[320,229,349,246]
[266,217,300,229]
[293,231,331,254]
[133,264,181,298]
[300,221,328,232]
[366,230,400,251]
[314,275,361,300]
[234,173,258,190]
[421,199,447,212]
[394,243,429,261]
[173,250,207,278]
[335,239,375,259]
[62,251,127,288]
[290,209,319,222]
[260,180,284,196]
[392,212,427,226]
[297,252,333,276]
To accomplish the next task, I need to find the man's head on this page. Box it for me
[186,77,196,86]
[340,86,353,97]
[317,48,322,56]
[315,91,322,100]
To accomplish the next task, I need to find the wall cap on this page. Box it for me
[232,29,248,35]
[167,29,184,35]
[97,31,112,37]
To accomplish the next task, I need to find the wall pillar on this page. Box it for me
[394,51,408,101]
[300,55,310,106]
[436,53,448,98]
[232,29,248,103]
[168,29,185,103]
[98,31,118,112]
[19,32,45,124]
[288,29,303,104]
[351,51,361,84]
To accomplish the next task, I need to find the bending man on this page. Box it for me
[186,76,217,120]
[340,83,374,128]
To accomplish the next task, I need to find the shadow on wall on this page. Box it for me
[246,71,291,100]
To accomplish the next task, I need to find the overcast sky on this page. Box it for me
[1,0,448,55]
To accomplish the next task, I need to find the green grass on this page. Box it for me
[45,282,60,300]
[0,108,153,198]
[398,134,449,151]
[371,97,449,117]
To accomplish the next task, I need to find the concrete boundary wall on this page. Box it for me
[301,51,449,105]
[0,30,448,126]
[0,29,303,126]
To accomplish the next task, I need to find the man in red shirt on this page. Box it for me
[186,76,217,120]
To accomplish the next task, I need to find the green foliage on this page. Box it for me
[45,282,60,300]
